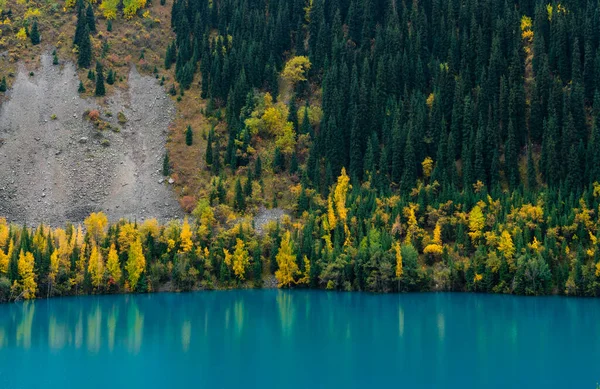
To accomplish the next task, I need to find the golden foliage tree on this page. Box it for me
[84,212,108,243]
[88,245,104,290]
[468,205,485,243]
[498,230,515,263]
[118,223,140,254]
[180,218,194,253]
[394,242,403,278]
[281,56,311,84]
[333,167,350,223]
[13,250,37,299]
[126,238,146,291]
[232,238,250,280]
[275,231,299,288]
[106,243,122,285]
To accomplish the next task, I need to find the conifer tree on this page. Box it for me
[30,21,40,45]
[78,81,86,93]
[94,62,105,96]
[0,77,6,93]
[77,24,92,68]
[185,125,193,146]
[86,4,96,34]
[162,153,170,176]
[205,129,214,165]
[234,178,245,211]
[106,69,115,85]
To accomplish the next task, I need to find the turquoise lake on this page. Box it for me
[0,290,598,388]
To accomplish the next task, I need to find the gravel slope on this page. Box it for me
[0,52,182,225]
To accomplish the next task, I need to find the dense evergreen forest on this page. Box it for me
[2,0,600,301]
[169,0,600,192]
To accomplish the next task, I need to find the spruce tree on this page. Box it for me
[244,169,253,197]
[0,77,6,93]
[163,153,170,176]
[52,50,59,65]
[185,125,193,146]
[77,24,92,68]
[205,129,214,165]
[254,156,262,178]
[94,62,105,96]
[234,179,245,211]
[30,21,40,45]
[78,81,86,93]
[107,20,112,32]
[86,4,96,34]
[106,69,115,85]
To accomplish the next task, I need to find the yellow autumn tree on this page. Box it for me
[324,194,336,233]
[13,250,36,299]
[0,243,9,276]
[333,167,350,224]
[498,230,515,264]
[84,212,108,243]
[424,222,443,256]
[422,157,434,179]
[232,239,250,280]
[88,245,104,290]
[100,0,120,19]
[180,218,193,253]
[468,205,485,243]
[281,56,311,84]
[275,231,299,288]
[126,238,146,291]
[123,0,147,19]
[106,243,122,285]
[297,256,311,285]
[118,223,140,254]
[394,242,403,278]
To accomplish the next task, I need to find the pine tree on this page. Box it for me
[244,169,253,197]
[205,129,214,165]
[94,62,105,96]
[52,50,59,65]
[254,156,262,178]
[234,178,245,211]
[77,24,92,68]
[185,125,193,146]
[162,153,170,176]
[86,4,96,34]
[30,21,40,45]
[0,77,6,93]
[78,81,86,93]
[106,69,115,85]
[107,20,112,32]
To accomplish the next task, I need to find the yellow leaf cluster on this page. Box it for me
[16,27,27,41]
[126,238,145,290]
[106,243,122,284]
[275,231,298,288]
[422,157,434,179]
[394,242,403,278]
[179,218,194,253]
[468,205,485,243]
[24,8,41,20]
[232,239,250,280]
[16,250,37,299]
[281,56,311,84]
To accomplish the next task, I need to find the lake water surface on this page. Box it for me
[0,290,598,388]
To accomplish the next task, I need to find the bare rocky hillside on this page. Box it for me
[0,52,182,225]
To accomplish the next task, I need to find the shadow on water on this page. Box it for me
[0,291,599,388]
